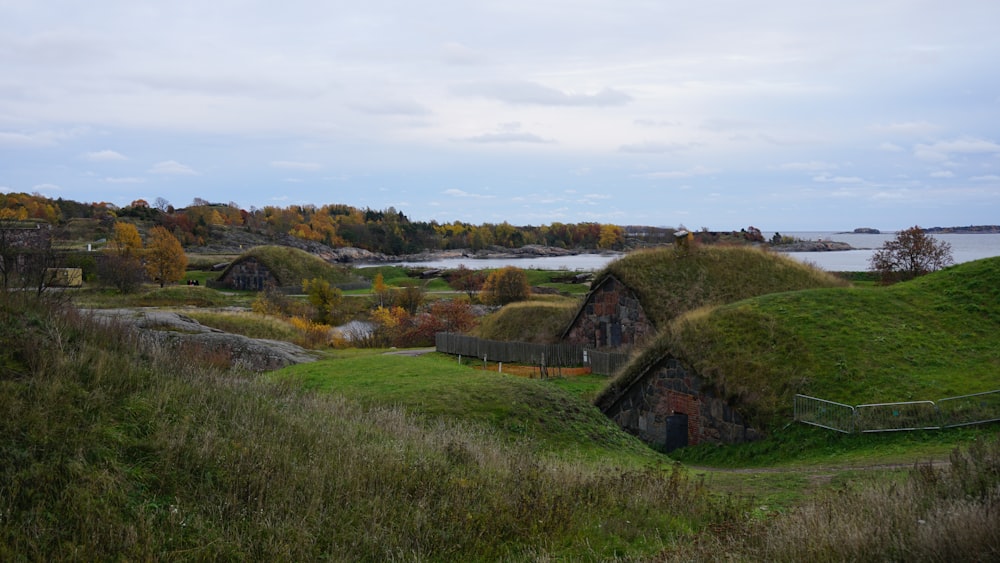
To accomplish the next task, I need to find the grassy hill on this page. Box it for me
[600,256,1000,429]
[219,245,362,288]
[595,245,848,328]
[272,352,655,465]
[472,299,579,343]
[2,285,998,560]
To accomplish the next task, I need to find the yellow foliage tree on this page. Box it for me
[144,226,188,288]
[480,266,530,306]
[107,222,142,257]
[102,222,144,293]
[598,224,625,250]
[372,272,392,307]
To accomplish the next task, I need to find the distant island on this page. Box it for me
[924,225,1000,234]
[839,226,1000,235]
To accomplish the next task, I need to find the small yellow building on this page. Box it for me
[45,268,84,288]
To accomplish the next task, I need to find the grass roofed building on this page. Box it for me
[593,255,1000,452]
[215,245,363,291]
[563,245,846,350]
[565,246,848,452]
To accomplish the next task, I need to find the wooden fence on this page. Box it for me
[435,333,630,376]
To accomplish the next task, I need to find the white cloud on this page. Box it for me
[349,99,430,116]
[104,177,145,183]
[971,174,1000,181]
[149,160,198,175]
[270,160,322,171]
[700,118,763,132]
[813,175,864,184]
[930,170,954,178]
[84,149,128,162]
[32,183,61,193]
[0,130,66,148]
[453,81,631,107]
[775,161,838,172]
[915,138,1000,161]
[619,141,696,154]
[634,118,681,128]
[441,42,486,65]
[877,142,904,152]
[463,131,552,144]
[443,188,495,199]
[637,166,717,179]
[870,121,939,136]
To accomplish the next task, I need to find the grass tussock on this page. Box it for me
[473,299,579,343]
[678,436,1000,562]
[183,309,302,342]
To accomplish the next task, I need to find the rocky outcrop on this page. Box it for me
[87,309,317,371]
[772,240,853,252]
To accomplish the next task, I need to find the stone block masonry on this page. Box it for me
[602,357,759,450]
[563,276,653,349]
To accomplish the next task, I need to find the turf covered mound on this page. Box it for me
[594,245,847,328]
[218,245,360,289]
[597,256,1000,428]
[474,300,579,343]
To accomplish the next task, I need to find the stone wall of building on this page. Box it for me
[218,257,277,290]
[1,224,52,250]
[1,225,53,279]
[602,357,760,451]
[563,276,653,349]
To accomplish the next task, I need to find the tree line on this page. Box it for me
[0,192,641,255]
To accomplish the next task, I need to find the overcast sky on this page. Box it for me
[2,1,999,230]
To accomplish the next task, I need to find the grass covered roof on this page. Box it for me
[588,245,847,328]
[596,256,1000,430]
[223,245,359,288]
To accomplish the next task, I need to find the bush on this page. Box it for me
[870,226,953,283]
[480,266,530,306]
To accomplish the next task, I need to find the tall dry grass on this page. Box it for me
[0,294,734,560]
[676,436,1000,562]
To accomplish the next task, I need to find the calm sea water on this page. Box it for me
[384,232,1000,272]
[776,232,1000,271]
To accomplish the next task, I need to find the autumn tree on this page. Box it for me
[447,264,487,300]
[101,222,145,293]
[480,266,531,306]
[598,224,625,250]
[144,226,187,288]
[396,281,425,315]
[303,277,343,325]
[869,225,953,283]
[372,271,393,307]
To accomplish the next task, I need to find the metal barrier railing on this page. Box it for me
[794,394,855,434]
[794,390,1000,434]
[938,390,1000,428]
[855,401,939,433]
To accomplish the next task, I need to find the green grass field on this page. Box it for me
[272,353,658,466]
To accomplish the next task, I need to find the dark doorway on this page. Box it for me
[664,414,688,453]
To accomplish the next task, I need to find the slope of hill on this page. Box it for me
[599,256,1000,428]
[216,245,365,289]
[594,245,848,329]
